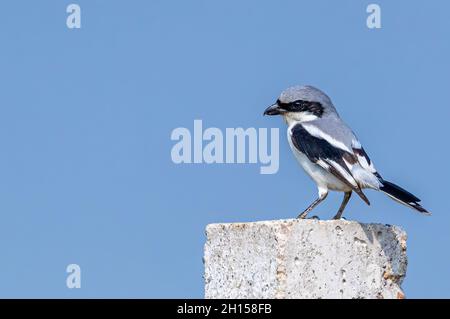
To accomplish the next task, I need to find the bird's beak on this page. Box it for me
[263,102,282,116]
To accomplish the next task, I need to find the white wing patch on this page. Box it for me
[302,123,352,153]
[327,159,359,187]
[317,159,358,188]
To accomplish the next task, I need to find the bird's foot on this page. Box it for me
[332,215,347,220]
[297,211,309,219]
[296,212,320,220]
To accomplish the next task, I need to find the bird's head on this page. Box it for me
[264,85,337,124]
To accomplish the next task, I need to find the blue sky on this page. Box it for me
[0,0,448,298]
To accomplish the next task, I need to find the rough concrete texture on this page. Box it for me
[204,219,407,299]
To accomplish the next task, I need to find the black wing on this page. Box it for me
[290,124,370,205]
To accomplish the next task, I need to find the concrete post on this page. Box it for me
[204,219,407,299]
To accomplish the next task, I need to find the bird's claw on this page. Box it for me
[297,213,320,220]
[297,212,308,219]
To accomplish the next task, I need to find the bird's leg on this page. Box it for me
[297,191,328,219]
[333,191,352,220]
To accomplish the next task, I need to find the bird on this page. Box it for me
[264,85,430,219]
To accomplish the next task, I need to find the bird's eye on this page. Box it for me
[292,101,304,110]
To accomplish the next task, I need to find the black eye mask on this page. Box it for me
[277,99,324,117]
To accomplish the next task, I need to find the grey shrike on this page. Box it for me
[264,85,430,219]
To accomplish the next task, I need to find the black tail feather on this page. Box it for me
[380,180,430,215]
